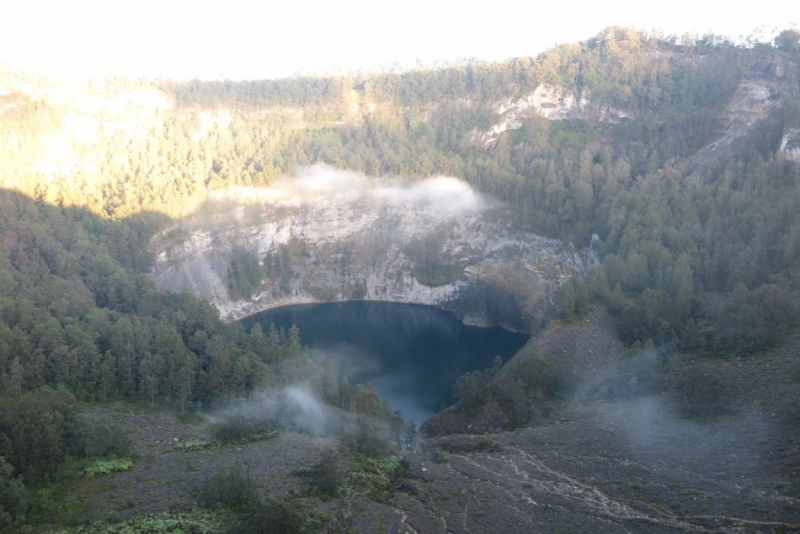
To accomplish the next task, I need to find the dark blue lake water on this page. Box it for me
[241,301,528,425]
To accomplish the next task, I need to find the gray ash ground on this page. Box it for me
[77,398,800,533]
[398,403,800,533]
[76,309,800,533]
[87,430,336,519]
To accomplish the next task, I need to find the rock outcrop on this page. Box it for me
[478,84,629,145]
[684,54,798,181]
[781,126,800,161]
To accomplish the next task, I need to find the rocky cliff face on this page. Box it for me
[781,126,800,161]
[477,83,629,145]
[148,168,596,330]
[683,53,798,180]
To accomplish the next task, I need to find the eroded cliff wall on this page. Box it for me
[148,168,597,331]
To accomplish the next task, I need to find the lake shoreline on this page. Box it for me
[240,301,529,425]
[235,298,532,336]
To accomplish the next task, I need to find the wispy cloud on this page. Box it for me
[208,164,488,215]
[214,384,337,436]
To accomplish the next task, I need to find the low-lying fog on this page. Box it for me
[208,164,490,215]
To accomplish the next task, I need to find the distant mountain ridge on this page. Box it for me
[0,27,794,224]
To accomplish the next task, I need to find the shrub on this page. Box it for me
[49,510,230,533]
[452,369,490,416]
[310,449,341,497]
[0,455,27,530]
[405,232,465,287]
[199,465,312,534]
[345,456,403,503]
[227,247,263,299]
[0,387,78,484]
[71,414,133,460]
[211,416,275,445]
[232,496,310,534]
[341,417,395,458]
[555,276,591,322]
[198,464,260,511]
[451,345,572,427]
[709,283,797,353]
[166,439,218,452]
[491,379,533,428]
[503,345,574,398]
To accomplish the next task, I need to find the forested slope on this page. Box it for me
[0,190,408,529]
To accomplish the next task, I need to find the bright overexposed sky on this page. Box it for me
[1,0,795,81]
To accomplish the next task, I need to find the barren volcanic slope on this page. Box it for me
[63,310,800,533]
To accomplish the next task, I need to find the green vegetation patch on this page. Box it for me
[198,464,317,533]
[299,449,343,499]
[227,247,263,299]
[83,457,134,477]
[166,439,219,453]
[211,416,278,445]
[308,285,338,301]
[405,231,466,287]
[310,127,342,142]
[548,119,597,146]
[345,455,404,503]
[51,509,230,534]
[320,112,343,122]
[413,261,464,288]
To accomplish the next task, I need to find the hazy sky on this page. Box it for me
[1,0,794,81]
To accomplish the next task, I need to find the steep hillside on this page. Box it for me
[0,28,787,227]
[682,52,798,180]
[46,311,800,534]
[3,33,798,345]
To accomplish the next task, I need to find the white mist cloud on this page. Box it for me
[282,385,329,435]
[215,383,336,436]
[308,346,381,382]
[208,164,488,215]
[290,165,369,198]
[372,176,486,214]
[574,352,770,471]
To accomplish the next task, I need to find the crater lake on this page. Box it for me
[241,301,529,425]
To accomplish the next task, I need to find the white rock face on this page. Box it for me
[780,127,800,162]
[149,170,596,327]
[597,104,629,124]
[684,55,798,181]
[494,84,585,121]
[193,110,232,140]
[480,84,627,145]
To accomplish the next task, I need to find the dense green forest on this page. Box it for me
[0,26,799,531]
[0,191,409,529]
